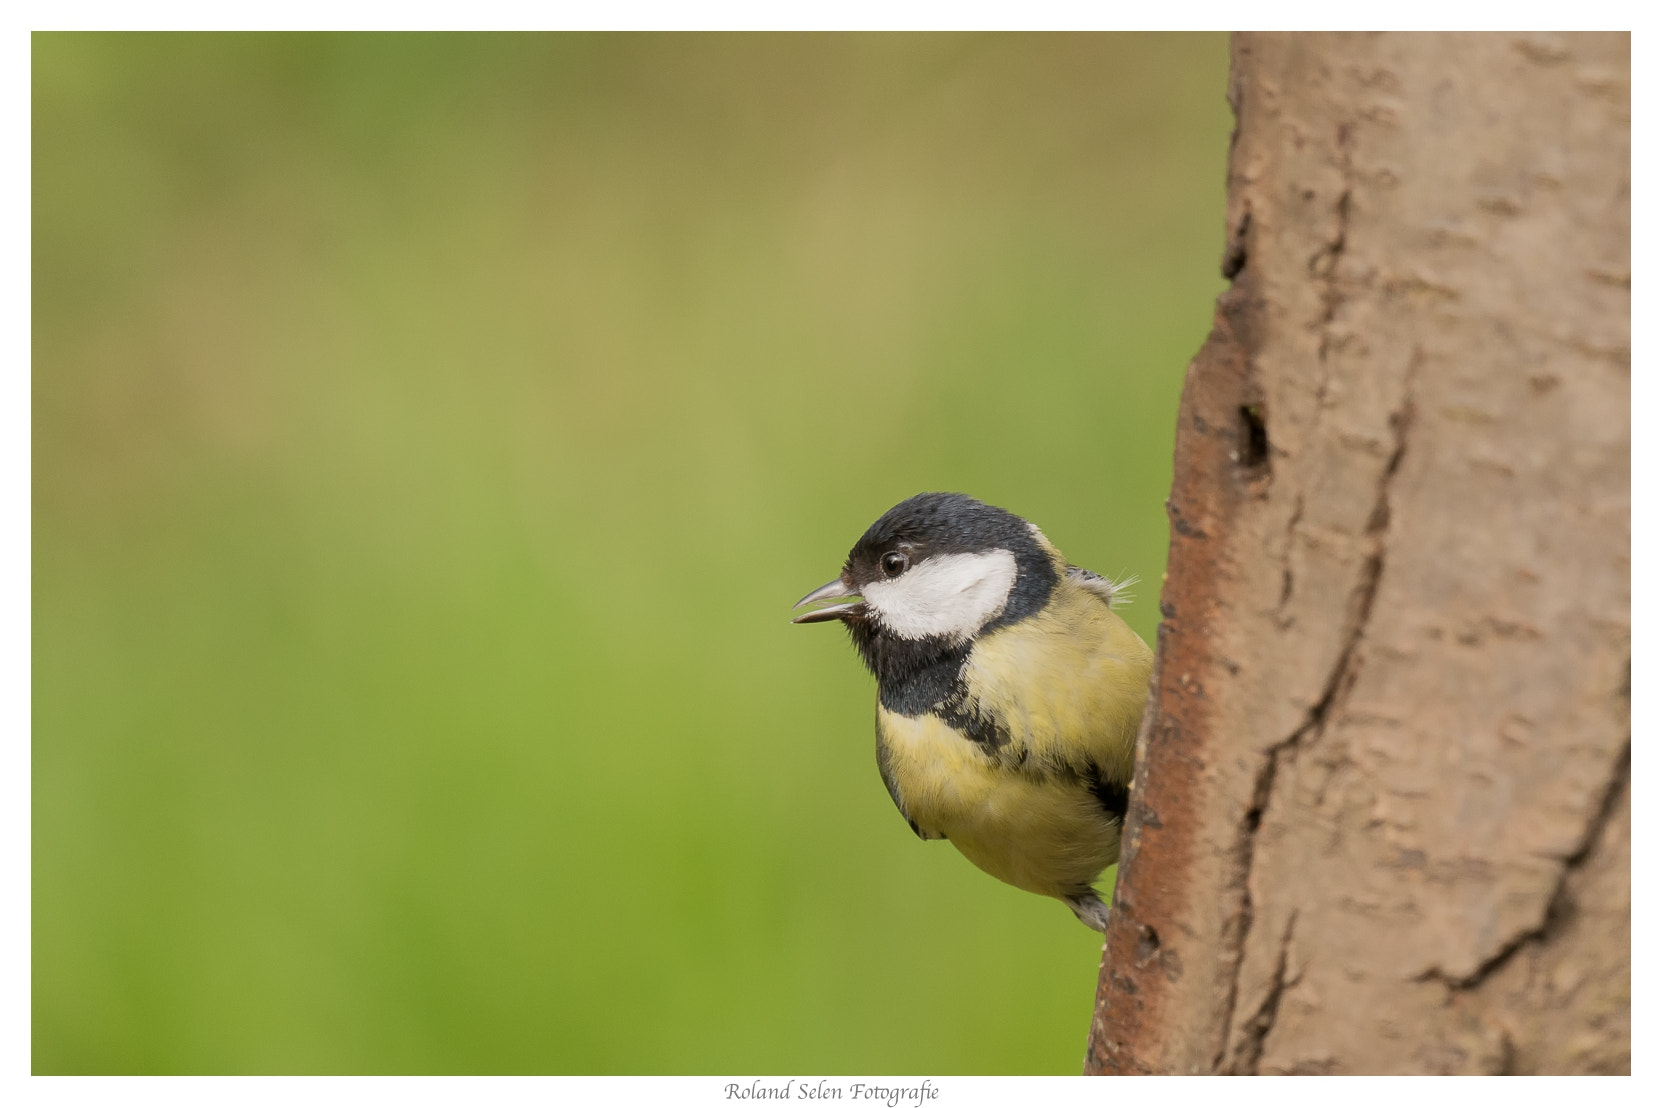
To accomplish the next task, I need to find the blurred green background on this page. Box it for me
[33,33,1229,1074]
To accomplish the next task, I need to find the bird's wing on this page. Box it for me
[965,578,1151,791]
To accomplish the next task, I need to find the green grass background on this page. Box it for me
[33,32,1230,1074]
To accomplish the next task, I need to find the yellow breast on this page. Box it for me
[874,577,1152,900]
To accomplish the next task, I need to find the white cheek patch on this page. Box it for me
[862,549,1019,642]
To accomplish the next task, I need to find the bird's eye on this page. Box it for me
[881,551,909,578]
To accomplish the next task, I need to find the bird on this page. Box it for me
[792,492,1152,931]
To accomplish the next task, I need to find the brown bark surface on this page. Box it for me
[1086,32,1629,1075]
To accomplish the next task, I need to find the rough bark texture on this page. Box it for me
[1086,32,1629,1075]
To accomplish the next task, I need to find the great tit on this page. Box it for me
[793,492,1152,930]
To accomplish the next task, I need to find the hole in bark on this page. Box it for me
[1239,404,1269,472]
[1222,210,1252,278]
[1136,924,1161,961]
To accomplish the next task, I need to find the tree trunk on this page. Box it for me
[1086,32,1629,1075]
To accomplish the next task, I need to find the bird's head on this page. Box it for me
[792,493,1061,662]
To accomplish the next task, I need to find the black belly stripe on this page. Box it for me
[930,682,1011,750]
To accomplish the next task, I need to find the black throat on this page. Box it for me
[846,622,972,716]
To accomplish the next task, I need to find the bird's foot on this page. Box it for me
[1064,892,1109,932]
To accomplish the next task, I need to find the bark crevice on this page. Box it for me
[1230,911,1299,1073]
[1416,739,1630,993]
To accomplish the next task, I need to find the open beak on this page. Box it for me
[791,577,864,624]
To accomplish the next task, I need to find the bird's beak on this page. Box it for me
[791,577,864,624]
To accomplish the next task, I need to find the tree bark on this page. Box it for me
[1086,32,1629,1075]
